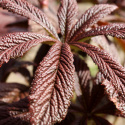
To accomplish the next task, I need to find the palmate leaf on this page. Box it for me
[0,32,57,66]
[29,43,75,124]
[70,42,125,113]
[63,57,116,125]
[74,23,125,42]
[1,0,125,124]
[58,0,78,42]
[65,57,124,125]
[69,4,118,42]
[0,0,59,39]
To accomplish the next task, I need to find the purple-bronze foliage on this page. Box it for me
[0,0,125,124]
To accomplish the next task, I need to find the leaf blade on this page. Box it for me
[91,35,120,62]
[58,0,78,42]
[69,4,118,42]
[70,42,125,113]
[0,32,57,66]
[76,23,125,41]
[0,0,59,39]
[29,43,75,124]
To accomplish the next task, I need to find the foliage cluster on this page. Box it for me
[0,0,125,125]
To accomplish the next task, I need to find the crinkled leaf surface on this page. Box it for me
[0,32,57,66]
[61,56,117,125]
[58,0,78,42]
[0,0,59,39]
[91,35,120,62]
[29,43,75,125]
[1,0,125,124]
[75,23,125,41]
[69,4,118,42]
[63,60,124,124]
[70,42,125,113]
[102,79,125,114]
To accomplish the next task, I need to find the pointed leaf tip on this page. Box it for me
[69,4,118,42]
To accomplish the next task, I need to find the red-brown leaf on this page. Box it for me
[70,42,125,113]
[29,43,75,124]
[0,0,59,39]
[75,23,125,42]
[0,32,57,66]
[102,79,125,113]
[69,4,118,42]
[58,0,78,42]
[91,35,120,62]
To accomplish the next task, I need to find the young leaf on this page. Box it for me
[58,0,78,42]
[70,42,125,113]
[0,32,57,66]
[69,4,118,42]
[29,43,75,124]
[75,23,125,42]
[0,0,59,39]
